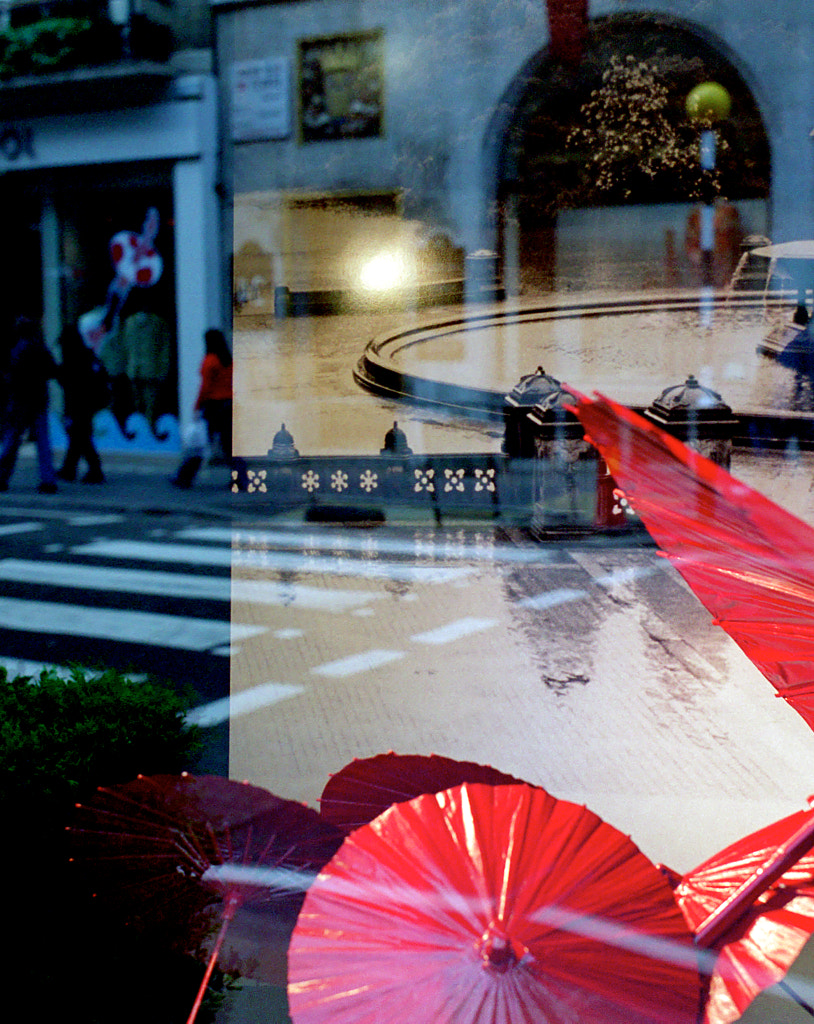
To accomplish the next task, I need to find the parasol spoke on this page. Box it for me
[290,782,702,1024]
[68,773,345,1004]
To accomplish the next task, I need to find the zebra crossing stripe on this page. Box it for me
[72,539,472,583]
[0,522,42,537]
[186,682,305,727]
[0,558,380,611]
[0,596,265,653]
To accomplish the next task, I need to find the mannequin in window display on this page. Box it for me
[117,292,171,429]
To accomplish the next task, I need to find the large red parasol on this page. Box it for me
[567,389,814,733]
[320,751,527,834]
[289,781,703,1024]
[69,773,343,1022]
[666,800,814,1024]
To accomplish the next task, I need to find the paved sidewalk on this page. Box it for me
[0,445,255,520]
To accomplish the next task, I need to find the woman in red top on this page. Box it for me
[172,329,247,489]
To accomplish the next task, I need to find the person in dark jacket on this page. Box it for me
[0,316,59,493]
[56,325,107,484]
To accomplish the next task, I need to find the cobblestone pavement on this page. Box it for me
[229,519,814,877]
[231,297,814,880]
[226,297,814,1021]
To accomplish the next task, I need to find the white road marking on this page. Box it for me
[73,539,234,566]
[68,514,124,527]
[233,580,381,611]
[186,682,305,727]
[517,587,586,609]
[0,558,232,600]
[0,596,265,653]
[311,649,405,677]
[410,617,498,644]
[0,558,381,611]
[0,522,42,537]
[72,539,473,583]
[593,566,659,587]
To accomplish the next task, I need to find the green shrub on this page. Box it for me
[0,665,202,817]
[1,666,212,1022]
[0,17,109,77]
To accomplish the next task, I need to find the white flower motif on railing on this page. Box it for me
[474,467,497,492]
[301,469,320,493]
[414,467,435,493]
[444,468,466,492]
[331,469,349,492]
[238,469,267,494]
[359,469,379,493]
[612,487,636,517]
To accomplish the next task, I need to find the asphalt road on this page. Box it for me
[0,498,233,774]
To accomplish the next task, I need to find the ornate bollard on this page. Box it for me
[645,375,738,468]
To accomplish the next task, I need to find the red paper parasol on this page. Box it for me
[567,389,814,733]
[666,801,814,1024]
[289,782,703,1024]
[320,751,527,833]
[69,773,343,1022]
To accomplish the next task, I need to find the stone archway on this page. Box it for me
[493,12,771,296]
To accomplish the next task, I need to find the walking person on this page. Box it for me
[171,328,247,490]
[56,324,108,484]
[0,316,59,493]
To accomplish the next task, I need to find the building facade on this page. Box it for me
[212,0,814,307]
[0,0,222,446]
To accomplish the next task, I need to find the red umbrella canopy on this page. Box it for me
[320,751,528,834]
[289,782,703,1024]
[69,773,344,988]
[670,803,814,1024]
[567,389,814,733]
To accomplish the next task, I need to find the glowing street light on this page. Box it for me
[686,82,731,330]
[686,81,732,291]
[358,251,409,292]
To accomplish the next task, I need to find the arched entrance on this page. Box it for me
[494,13,771,296]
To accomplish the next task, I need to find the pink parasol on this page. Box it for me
[668,800,814,1024]
[68,773,343,1023]
[319,751,527,833]
[289,781,703,1024]
[568,389,814,732]
[566,389,814,1018]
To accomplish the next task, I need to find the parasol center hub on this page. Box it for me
[477,922,529,974]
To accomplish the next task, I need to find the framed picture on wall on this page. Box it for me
[298,29,383,142]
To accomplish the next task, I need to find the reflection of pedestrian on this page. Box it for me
[119,299,171,428]
[0,317,58,493]
[777,304,814,408]
[171,329,247,490]
[684,202,744,286]
[56,325,106,484]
